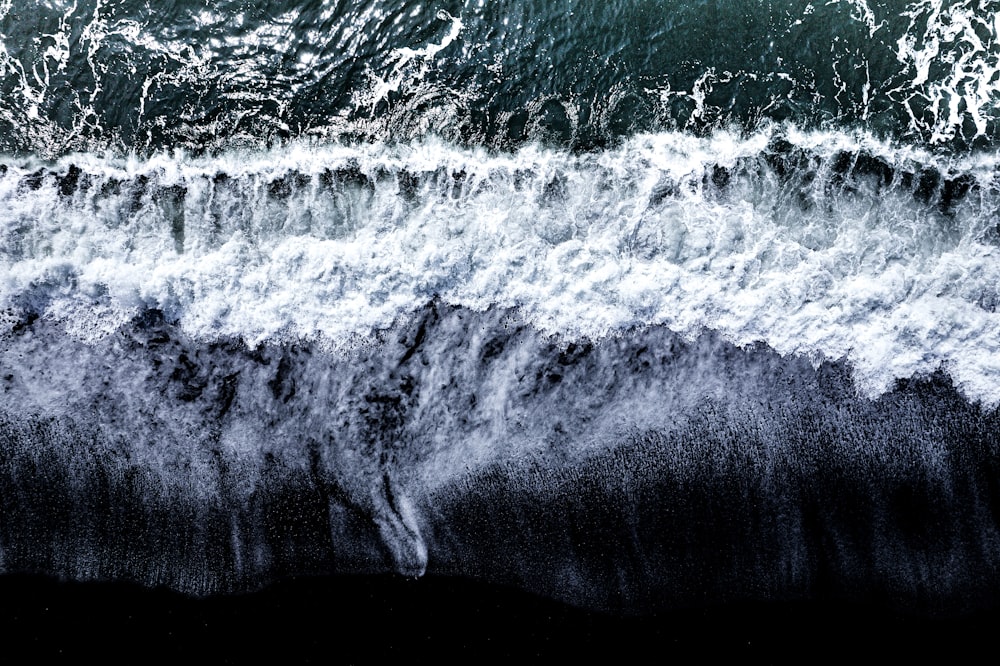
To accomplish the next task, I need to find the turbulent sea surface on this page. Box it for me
[3,0,1000,640]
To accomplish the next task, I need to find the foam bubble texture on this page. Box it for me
[1,128,999,403]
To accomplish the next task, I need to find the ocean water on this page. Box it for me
[2,0,1000,618]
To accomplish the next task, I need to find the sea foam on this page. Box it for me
[1,127,999,404]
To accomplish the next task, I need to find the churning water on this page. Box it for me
[2,1,1000,614]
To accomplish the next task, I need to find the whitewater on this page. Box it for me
[3,127,999,403]
[3,0,1000,615]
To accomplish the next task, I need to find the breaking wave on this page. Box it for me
[4,0,1000,616]
[3,127,1000,403]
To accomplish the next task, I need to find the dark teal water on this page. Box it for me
[2,0,999,156]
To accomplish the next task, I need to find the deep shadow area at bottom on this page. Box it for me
[0,572,993,662]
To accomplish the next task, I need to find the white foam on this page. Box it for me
[894,0,1000,144]
[1,127,999,404]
